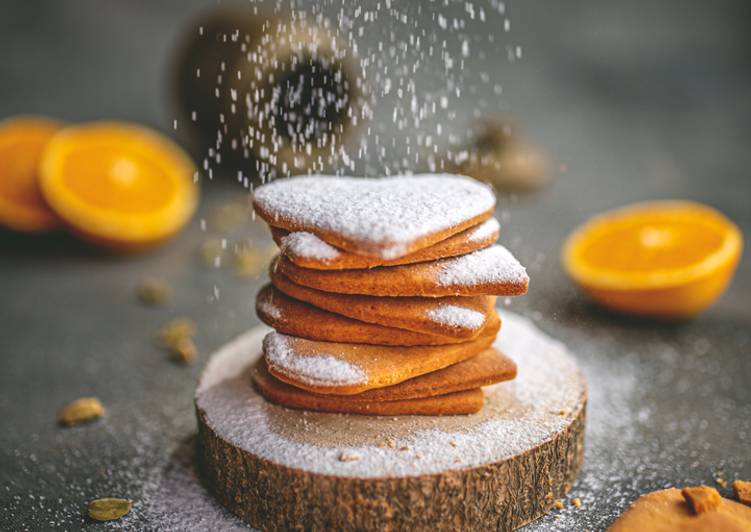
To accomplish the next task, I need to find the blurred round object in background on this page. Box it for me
[562,201,743,318]
[0,116,62,232]
[39,122,199,252]
[454,119,549,192]
[172,6,365,177]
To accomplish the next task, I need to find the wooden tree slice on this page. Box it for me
[195,312,587,531]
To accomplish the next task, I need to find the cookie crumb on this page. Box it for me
[554,499,564,510]
[716,478,727,488]
[60,397,105,426]
[158,318,196,347]
[572,497,582,508]
[681,486,722,514]
[733,480,751,506]
[449,440,458,447]
[399,446,410,452]
[135,278,169,306]
[338,451,360,462]
[170,338,197,364]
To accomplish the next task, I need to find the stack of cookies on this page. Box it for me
[251,174,529,416]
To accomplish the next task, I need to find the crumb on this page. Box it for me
[733,480,751,506]
[135,278,169,306]
[554,500,564,510]
[158,318,196,348]
[716,478,727,488]
[681,486,722,514]
[449,440,457,447]
[572,497,581,508]
[338,451,360,462]
[399,446,410,452]
[170,338,197,364]
[377,437,396,449]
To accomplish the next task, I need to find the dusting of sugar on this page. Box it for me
[468,217,501,242]
[437,245,528,287]
[257,296,282,320]
[425,304,485,330]
[262,332,367,387]
[195,311,586,478]
[253,174,496,259]
[280,231,341,261]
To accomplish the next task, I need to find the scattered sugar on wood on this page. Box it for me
[196,312,586,479]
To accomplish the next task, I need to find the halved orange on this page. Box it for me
[0,116,63,232]
[39,122,198,251]
[562,201,743,317]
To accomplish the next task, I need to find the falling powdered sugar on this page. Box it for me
[437,245,528,287]
[468,217,501,242]
[280,231,341,261]
[253,174,496,259]
[263,332,367,387]
[425,304,485,330]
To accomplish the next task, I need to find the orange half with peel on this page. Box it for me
[39,122,198,251]
[562,201,742,317]
[0,116,62,232]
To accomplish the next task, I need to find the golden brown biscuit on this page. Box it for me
[274,244,529,297]
[252,360,485,416]
[609,488,751,532]
[346,347,515,401]
[252,174,496,259]
[270,217,500,270]
[270,269,495,340]
[262,322,499,395]
[256,284,499,346]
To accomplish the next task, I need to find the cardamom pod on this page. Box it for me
[87,497,132,521]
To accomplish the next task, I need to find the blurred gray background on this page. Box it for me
[1,0,749,530]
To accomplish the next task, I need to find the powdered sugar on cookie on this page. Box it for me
[437,245,528,288]
[263,332,367,387]
[253,174,495,259]
[468,217,501,243]
[280,232,341,261]
[426,305,486,330]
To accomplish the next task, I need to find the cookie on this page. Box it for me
[348,347,515,401]
[252,174,495,259]
[262,323,499,395]
[256,284,494,345]
[270,268,496,339]
[610,488,751,532]
[274,244,529,297]
[252,360,484,416]
[271,217,500,270]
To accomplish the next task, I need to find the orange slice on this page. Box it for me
[0,116,62,232]
[39,122,198,251]
[562,201,743,317]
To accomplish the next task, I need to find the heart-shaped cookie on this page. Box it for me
[274,244,529,297]
[252,174,496,259]
[262,323,498,395]
[269,268,496,339]
[256,284,496,345]
[270,217,500,270]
